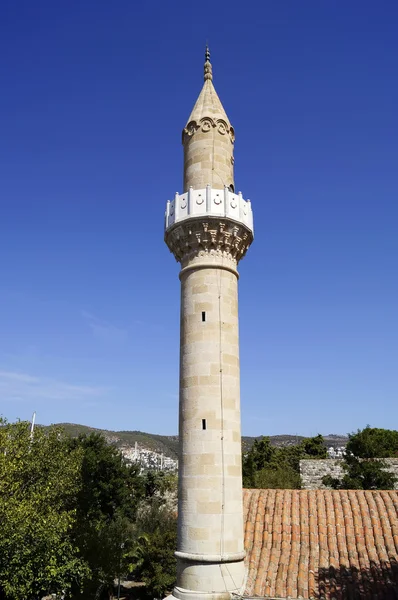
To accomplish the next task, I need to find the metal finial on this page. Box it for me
[204,44,212,82]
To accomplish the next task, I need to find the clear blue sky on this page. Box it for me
[1,1,397,436]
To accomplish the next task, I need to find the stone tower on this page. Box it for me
[164,48,254,600]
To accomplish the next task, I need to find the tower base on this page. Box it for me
[169,555,246,600]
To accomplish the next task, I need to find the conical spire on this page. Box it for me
[184,47,231,129]
[182,48,235,191]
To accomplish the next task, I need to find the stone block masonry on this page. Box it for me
[178,262,243,558]
[300,458,398,489]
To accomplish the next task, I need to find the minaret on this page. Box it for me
[165,48,254,600]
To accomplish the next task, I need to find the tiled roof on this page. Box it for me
[243,489,398,599]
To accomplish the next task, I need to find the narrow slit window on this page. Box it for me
[202,419,207,430]
[202,312,206,322]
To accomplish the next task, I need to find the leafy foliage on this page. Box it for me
[142,470,177,500]
[243,434,327,489]
[0,418,89,599]
[130,526,177,599]
[130,495,177,599]
[0,420,178,600]
[66,433,144,598]
[323,458,397,490]
[255,464,301,489]
[323,427,398,490]
[67,432,143,523]
[345,426,398,459]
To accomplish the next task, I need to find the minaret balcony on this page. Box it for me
[165,185,253,234]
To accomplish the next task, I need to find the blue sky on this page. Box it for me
[0,1,397,436]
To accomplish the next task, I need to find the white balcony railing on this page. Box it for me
[165,185,254,233]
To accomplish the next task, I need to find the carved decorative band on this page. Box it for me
[183,118,235,143]
[165,218,253,265]
[175,550,246,563]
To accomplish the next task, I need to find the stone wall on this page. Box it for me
[300,458,398,489]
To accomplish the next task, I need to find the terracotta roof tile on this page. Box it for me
[243,489,398,599]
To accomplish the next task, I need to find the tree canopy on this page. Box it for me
[0,419,88,600]
[242,434,327,489]
[323,426,398,490]
[66,433,145,598]
[345,426,398,459]
[0,420,178,600]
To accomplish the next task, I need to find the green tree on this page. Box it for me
[274,434,327,473]
[324,458,397,490]
[345,426,398,459]
[301,434,328,458]
[131,500,177,599]
[243,434,327,489]
[131,526,177,599]
[323,427,398,490]
[251,437,274,469]
[0,418,88,599]
[242,451,256,488]
[242,437,274,487]
[255,464,301,489]
[142,470,177,501]
[68,432,143,524]
[66,433,144,599]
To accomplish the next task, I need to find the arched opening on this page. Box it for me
[229,184,235,193]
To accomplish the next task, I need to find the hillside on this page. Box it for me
[242,433,348,452]
[51,423,180,458]
[46,423,348,460]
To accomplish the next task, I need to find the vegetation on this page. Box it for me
[242,434,327,488]
[323,426,398,490]
[0,419,177,600]
[344,426,398,459]
[131,486,177,599]
[66,433,144,598]
[0,418,89,599]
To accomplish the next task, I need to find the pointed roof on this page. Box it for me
[185,47,231,128]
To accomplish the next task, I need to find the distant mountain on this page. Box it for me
[44,423,348,460]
